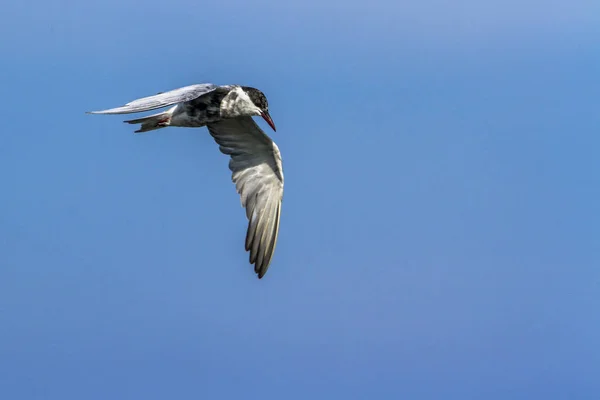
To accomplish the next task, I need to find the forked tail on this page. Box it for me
[124,106,177,133]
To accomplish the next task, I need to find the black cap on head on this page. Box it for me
[242,86,269,111]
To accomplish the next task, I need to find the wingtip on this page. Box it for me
[256,263,269,279]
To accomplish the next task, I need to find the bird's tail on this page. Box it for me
[124,106,177,133]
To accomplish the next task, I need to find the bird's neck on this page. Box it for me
[220,87,259,118]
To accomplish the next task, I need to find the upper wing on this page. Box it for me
[87,83,219,114]
[206,117,284,279]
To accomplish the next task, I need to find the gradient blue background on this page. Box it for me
[1,0,599,398]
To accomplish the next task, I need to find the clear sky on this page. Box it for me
[1,0,599,399]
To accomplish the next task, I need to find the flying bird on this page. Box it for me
[87,83,284,279]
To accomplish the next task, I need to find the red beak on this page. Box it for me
[261,111,276,132]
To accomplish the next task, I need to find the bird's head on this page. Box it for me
[242,86,276,132]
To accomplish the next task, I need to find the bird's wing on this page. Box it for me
[206,117,284,278]
[87,83,219,114]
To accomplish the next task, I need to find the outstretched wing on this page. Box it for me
[87,83,219,114]
[206,117,284,278]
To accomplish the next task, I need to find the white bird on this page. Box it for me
[88,83,283,279]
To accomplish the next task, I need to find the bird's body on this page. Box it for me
[88,83,283,279]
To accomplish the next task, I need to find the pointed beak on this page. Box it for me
[260,111,276,132]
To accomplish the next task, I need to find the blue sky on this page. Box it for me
[1,0,599,398]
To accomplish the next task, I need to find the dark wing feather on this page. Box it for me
[206,117,284,278]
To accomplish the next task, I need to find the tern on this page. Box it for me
[87,83,284,279]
